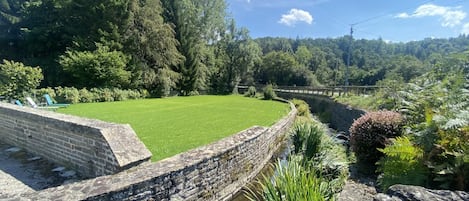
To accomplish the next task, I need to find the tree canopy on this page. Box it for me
[0,0,468,97]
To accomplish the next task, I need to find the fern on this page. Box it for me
[377,137,428,190]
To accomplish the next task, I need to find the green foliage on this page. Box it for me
[54,87,80,104]
[263,84,276,100]
[350,111,404,164]
[249,116,348,201]
[162,0,227,95]
[246,158,334,201]
[125,0,183,97]
[0,60,43,99]
[34,87,147,104]
[211,22,263,94]
[291,122,322,162]
[373,57,469,191]
[78,88,95,103]
[377,137,428,190]
[256,51,317,86]
[244,86,257,98]
[60,45,131,88]
[291,98,311,117]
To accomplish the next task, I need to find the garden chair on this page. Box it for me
[26,97,59,110]
[15,100,24,106]
[43,94,69,107]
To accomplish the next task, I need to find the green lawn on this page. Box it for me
[58,95,290,161]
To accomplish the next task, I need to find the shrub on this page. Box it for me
[60,44,131,88]
[78,88,95,103]
[34,87,146,104]
[112,88,128,101]
[244,86,257,98]
[0,60,43,99]
[246,158,334,201]
[291,99,311,117]
[377,137,428,190]
[100,88,114,102]
[250,119,349,201]
[290,122,322,162]
[55,87,80,104]
[350,111,404,165]
[262,84,276,100]
[35,87,56,99]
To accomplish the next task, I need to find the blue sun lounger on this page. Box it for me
[44,94,70,107]
[26,97,59,110]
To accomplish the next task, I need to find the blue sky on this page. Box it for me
[227,0,469,42]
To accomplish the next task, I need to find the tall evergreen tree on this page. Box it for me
[162,0,227,95]
[125,0,183,96]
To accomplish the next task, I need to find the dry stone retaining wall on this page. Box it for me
[277,92,365,134]
[0,102,152,178]
[2,101,296,201]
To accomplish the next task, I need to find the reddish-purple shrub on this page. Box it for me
[350,111,404,164]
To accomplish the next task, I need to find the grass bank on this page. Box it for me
[58,95,290,161]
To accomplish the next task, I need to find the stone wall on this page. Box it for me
[0,102,152,178]
[277,92,365,134]
[4,102,297,201]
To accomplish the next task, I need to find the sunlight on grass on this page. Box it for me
[58,95,290,161]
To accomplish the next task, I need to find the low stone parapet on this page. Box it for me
[0,102,152,178]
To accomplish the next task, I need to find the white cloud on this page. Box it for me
[396,4,466,27]
[278,9,313,27]
[463,23,469,35]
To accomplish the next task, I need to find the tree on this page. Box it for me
[0,0,25,61]
[0,59,43,99]
[19,0,131,86]
[162,0,227,95]
[295,46,312,67]
[213,20,262,94]
[59,45,131,88]
[256,51,316,86]
[125,0,183,96]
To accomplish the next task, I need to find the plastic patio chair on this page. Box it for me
[26,97,59,110]
[15,100,24,106]
[43,94,70,107]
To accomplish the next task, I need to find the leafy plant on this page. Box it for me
[376,58,469,191]
[244,86,257,98]
[55,86,80,104]
[246,158,334,201]
[350,111,404,164]
[0,60,43,99]
[291,99,311,117]
[263,84,276,100]
[377,137,428,190]
[290,122,322,162]
[250,115,348,201]
[60,44,131,88]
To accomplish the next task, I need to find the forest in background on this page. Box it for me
[1,0,469,97]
